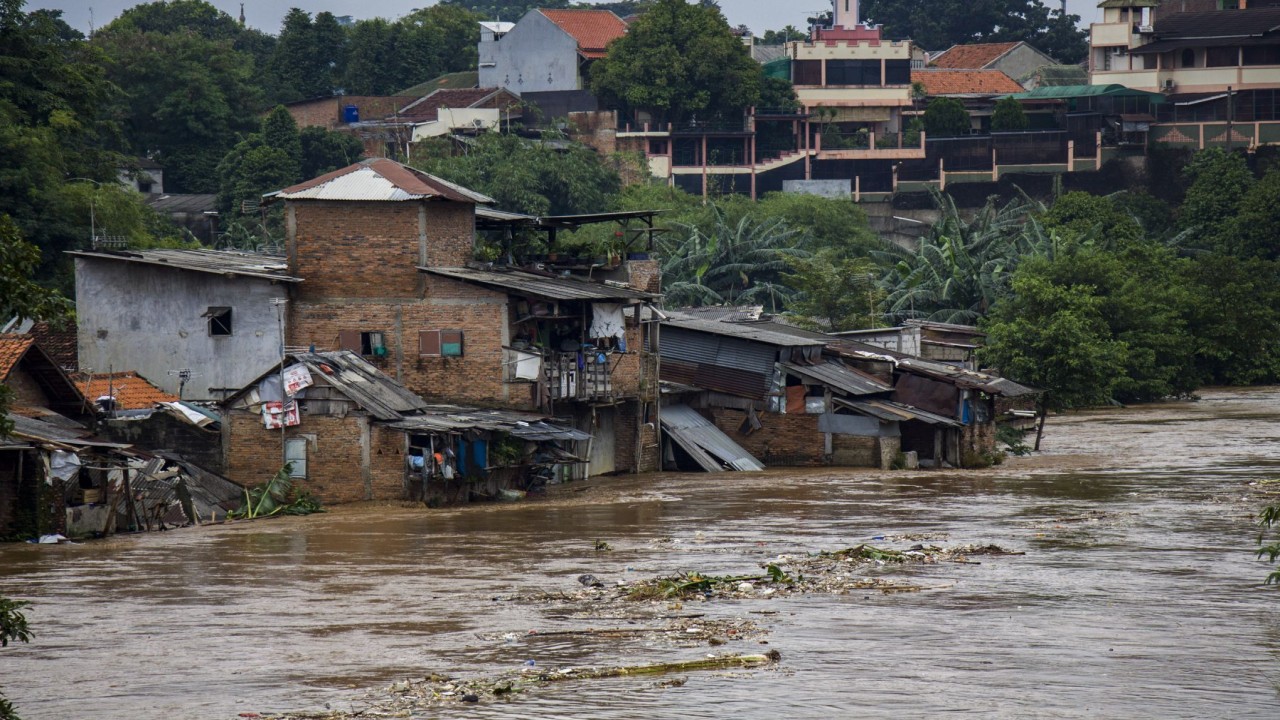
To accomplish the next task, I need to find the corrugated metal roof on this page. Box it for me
[144,193,217,214]
[273,158,493,204]
[660,404,764,472]
[827,339,1037,397]
[390,406,590,441]
[835,398,962,427]
[663,314,826,347]
[293,351,431,421]
[68,249,301,283]
[423,266,660,301]
[782,361,893,397]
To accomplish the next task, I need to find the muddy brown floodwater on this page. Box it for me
[4,387,1280,719]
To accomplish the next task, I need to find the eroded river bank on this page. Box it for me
[3,387,1280,718]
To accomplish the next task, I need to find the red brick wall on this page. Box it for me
[283,96,417,129]
[288,200,477,302]
[615,400,660,474]
[224,409,409,505]
[7,366,51,409]
[710,408,828,466]
[627,259,661,293]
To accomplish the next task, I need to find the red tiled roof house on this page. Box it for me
[478,8,627,94]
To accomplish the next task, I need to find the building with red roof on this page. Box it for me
[478,8,627,94]
[930,41,1058,88]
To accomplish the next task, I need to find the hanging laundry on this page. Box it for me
[590,303,625,340]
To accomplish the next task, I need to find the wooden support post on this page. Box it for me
[939,157,946,191]
[854,175,861,202]
[993,147,999,181]
[1097,130,1103,165]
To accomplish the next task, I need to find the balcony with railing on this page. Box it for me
[504,347,615,404]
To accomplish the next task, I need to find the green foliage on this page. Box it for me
[658,203,809,309]
[1259,498,1280,585]
[922,98,970,138]
[1177,148,1254,247]
[93,25,263,193]
[1183,255,1280,386]
[0,595,32,720]
[413,132,620,216]
[0,598,32,647]
[1219,172,1280,260]
[299,126,364,179]
[990,97,1028,132]
[783,251,881,332]
[229,464,325,519]
[760,25,806,44]
[981,262,1129,414]
[996,425,1032,456]
[862,0,1087,64]
[342,6,482,96]
[590,0,761,123]
[876,189,1048,324]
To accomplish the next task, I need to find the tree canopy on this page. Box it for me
[923,98,970,137]
[862,0,1087,63]
[590,0,761,123]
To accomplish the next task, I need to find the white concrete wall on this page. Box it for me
[411,109,501,140]
[477,11,581,95]
[75,259,287,400]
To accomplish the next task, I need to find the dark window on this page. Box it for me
[1206,46,1239,67]
[206,307,232,336]
[340,330,386,357]
[884,59,911,85]
[419,329,464,357]
[648,139,669,154]
[1181,48,1197,68]
[826,59,881,86]
[138,181,153,193]
[793,60,822,85]
[1243,45,1280,66]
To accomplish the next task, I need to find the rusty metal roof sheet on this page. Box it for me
[389,405,590,440]
[835,398,962,427]
[826,339,1036,397]
[782,361,893,397]
[422,266,660,301]
[68,249,301,283]
[272,158,493,204]
[295,351,430,421]
[660,404,764,472]
[663,315,826,347]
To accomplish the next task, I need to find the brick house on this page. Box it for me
[272,158,664,478]
[657,314,934,470]
[222,350,590,506]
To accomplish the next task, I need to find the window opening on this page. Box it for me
[206,307,232,336]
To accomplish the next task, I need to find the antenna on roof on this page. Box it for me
[166,368,201,400]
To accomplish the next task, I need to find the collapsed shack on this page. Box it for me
[1,414,243,540]
[222,351,592,507]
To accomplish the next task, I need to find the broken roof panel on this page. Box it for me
[294,351,431,421]
[660,404,764,472]
[272,158,494,204]
[389,406,590,440]
[422,266,660,301]
[782,360,893,397]
[836,398,962,427]
[663,314,826,348]
[68,249,301,283]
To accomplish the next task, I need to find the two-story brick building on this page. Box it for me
[271,158,664,479]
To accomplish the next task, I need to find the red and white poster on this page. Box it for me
[262,400,300,429]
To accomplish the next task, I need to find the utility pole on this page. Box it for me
[271,297,289,467]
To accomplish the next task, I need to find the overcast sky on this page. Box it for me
[33,0,1104,37]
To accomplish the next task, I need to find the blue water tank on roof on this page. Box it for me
[342,105,359,123]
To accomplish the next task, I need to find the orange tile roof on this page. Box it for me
[912,69,1025,96]
[0,335,34,380]
[539,9,627,54]
[932,42,1021,69]
[75,371,178,410]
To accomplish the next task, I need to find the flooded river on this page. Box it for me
[3,387,1280,718]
